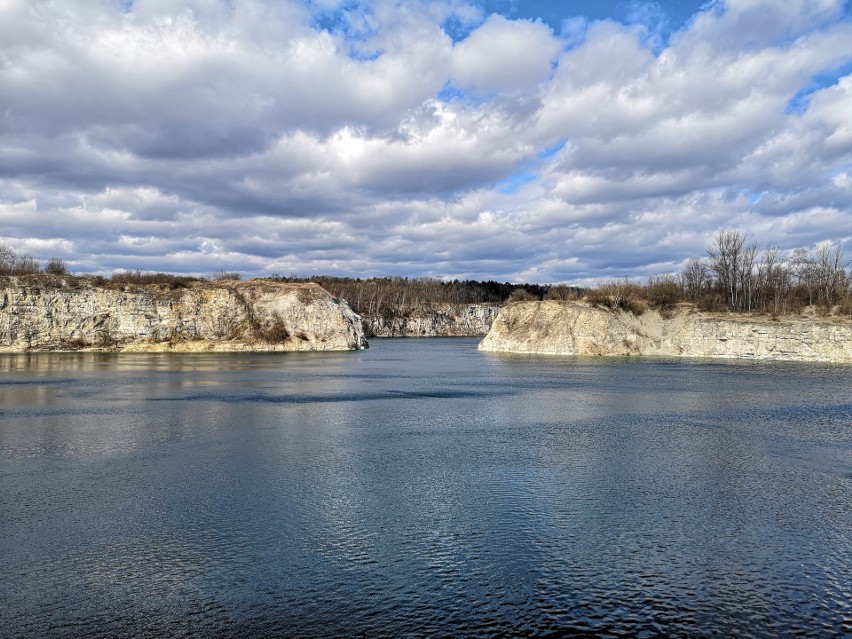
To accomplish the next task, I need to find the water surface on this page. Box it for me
[1,339,850,637]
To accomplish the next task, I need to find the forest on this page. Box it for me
[1,231,849,317]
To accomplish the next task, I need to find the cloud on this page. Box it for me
[451,14,562,93]
[0,0,850,283]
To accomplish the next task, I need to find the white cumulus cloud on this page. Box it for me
[0,0,849,282]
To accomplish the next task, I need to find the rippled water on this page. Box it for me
[1,339,850,638]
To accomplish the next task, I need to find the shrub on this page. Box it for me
[45,258,68,275]
[255,313,290,342]
[110,270,198,289]
[585,278,644,314]
[545,285,582,301]
[96,328,118,348]
[507,288,537,303]
[621,297,646,316]
[585,287,613,308]
[59,337,89,350]
[696,292,726,312]
[0,244,40,275]
[646,275,682,311]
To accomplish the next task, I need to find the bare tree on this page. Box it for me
[757,246,791,315]
[0,244,15,275]
[681,258,710,301]
[790,248,815,306]
[707,231,747,311]
[0,244,40,275]
[812,242,848,306]
[740,241,758,312]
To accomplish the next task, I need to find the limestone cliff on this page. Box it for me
[479,301,852,363]
[0,278,368,352]
[363,304,499,337]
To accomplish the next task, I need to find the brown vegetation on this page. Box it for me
[107,269,202,290]
[584,231,851,317]
[213,271,242,281]
[0,245,51,276]
[268,275,553,317]
[544,285,582,301]
[3,232,849,319]
[254,312,290,343]
[0,245,219,291]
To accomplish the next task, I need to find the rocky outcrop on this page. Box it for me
[479,301,852,362]
[363,304,500,337]
[0,278,368,352]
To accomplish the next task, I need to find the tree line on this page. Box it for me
[268,275,575,318]
[283,231,850,318]
[0,245,68,276]
[685,231,849,313]
[589,231,850,316]
[0,245,229,289]
[3,232,849,317]
[0,245,564,313]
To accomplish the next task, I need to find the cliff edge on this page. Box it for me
[478,301,852,363]
[363,304,500,337]
[0,278,368,352]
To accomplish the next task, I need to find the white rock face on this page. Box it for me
[364,304,500,337]
[0,279,367,352]
[479,301,852,363]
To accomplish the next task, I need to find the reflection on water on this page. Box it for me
[1,340,851,638]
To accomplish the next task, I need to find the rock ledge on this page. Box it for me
[478,301,852,363]
[0,279,368,352]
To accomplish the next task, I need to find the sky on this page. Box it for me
[0,0,851,284]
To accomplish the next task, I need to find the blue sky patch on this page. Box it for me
[740,188,766,204]
[475,0,709,38]
[442,14,482,44]
[787,60,852,115]
[306,1,385,61]
[538,140,567,160]
[498,170,538,194]
[436,86,492,107]
[437,87,465,102]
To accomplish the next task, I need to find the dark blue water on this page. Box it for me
[1,339,850,638]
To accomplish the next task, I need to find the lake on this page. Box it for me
[1,338,850,638]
